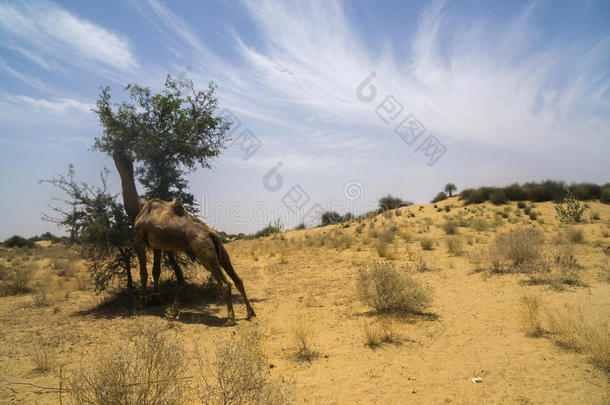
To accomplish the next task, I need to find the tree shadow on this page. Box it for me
[72,280,264,327]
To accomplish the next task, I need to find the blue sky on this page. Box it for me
[0,0,609,238]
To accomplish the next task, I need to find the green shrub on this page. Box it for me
[490,189,507,205]
[555,192,586,224]
[431,192,448,203]
[3,235,34,248]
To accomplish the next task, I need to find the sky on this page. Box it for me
[0,0,609,238]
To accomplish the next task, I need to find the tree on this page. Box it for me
[93,76,232,282]
[94,75,230,213]
[321,211,344,226]
[431,192,448,203]
[43,166,135,291]
[378,195,411,212]
[444,183,457,197]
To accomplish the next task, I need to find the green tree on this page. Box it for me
[93,75,231,212]
[444,183,457,197]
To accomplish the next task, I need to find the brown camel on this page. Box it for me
[133,198,255,325]
[111,149,254,325]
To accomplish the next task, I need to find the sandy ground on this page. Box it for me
[0,198,609,404]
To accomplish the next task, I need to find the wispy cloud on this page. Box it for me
[0,0,138,72]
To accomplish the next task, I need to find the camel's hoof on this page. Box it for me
[223,318,236,327]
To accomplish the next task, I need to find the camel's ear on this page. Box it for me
[171,200,187,217]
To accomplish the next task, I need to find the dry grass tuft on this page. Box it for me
[292,317,318,361]
[444,236,463,256]
[198,327,292,404]
[546,307,610,373]
[66,321,187,405]
[362,317,399,348]
[519,293,544,337]
[32,277,53,306]
[564,227,585,244]
[357,262,432,314]
[28,341,56,373]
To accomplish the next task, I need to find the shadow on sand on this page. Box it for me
[73,280,264,327]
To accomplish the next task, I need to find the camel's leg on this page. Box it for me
[152,249,162,296]
[134,238,148,295]
[201,260,236,326]
[167,251,185,284]
[220,256,256,319]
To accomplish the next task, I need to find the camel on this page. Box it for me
[111,149,254,325]
[133,198,255,325]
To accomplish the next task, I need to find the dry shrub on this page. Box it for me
[546,306,610,372]
[378,228,396,244]
[419,238,433,250]
[444,236,463,256]
[412,253,433,272]
[357,262,432,314]
[374,240,395,259]
[519,294,544,337]
[0,260,36,296]
[399,230,412,243]
[29,341,56,373]
[564,227,585,244]
[292,318,317,361]
[33,277,53,306]
[327,232,353,250]
[66,321,187,405]
[198,328,291,404]
[362,317,398,348]
[485,227,544,273]
[443,220,459,235]
[52,258,80,278]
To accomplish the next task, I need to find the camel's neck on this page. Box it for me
[112,149,142,222]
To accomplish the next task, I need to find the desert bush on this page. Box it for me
[292,318,317,361]
[517,202,527,209]
[431,192,448,203]
[327,232,353,250]
[2,235,35,248]
[33,278,53,306]
[591,211,600,221]
[443,220,459,235]
[546,307,610,372]
[490,189,508,205]
[445,236,463,256]
[378,228,396,243]
[601,186,610,204]
[357,262,431,314]
[519,294,544,337]
[419,238,433,250]
[198,327,291,404]
[379,195,410,212]
[470,218,490,232]
[0,260,36,296]
[555,192,586,224]
[29,341,56,373]
[255,220,283,238]
[564,228,585,244]
[374,240,395,259]
[491,227,544,271]
[66,322,187,405]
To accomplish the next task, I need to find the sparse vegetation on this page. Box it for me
[519,294,544,337]
[292,318,318,361]
[198,327,292,404]
[419,238,433,250]
[67,321,187,405]
[444,236,463,256]
[555,192,587,224]
[357,262,432,314]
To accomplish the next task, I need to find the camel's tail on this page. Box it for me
[209,232,238,278]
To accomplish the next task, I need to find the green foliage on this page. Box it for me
[490,189,508,205]
[431,191,448,203]
[2,235,34,248]
[444,183,457,197]
[42,166,134,291]
[555,192,586,224]
[93,75,230,211]
[254,219,283,238]
[378,195,411,212]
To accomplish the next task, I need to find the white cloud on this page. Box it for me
[11,95,93,114]
[0,1,137,72]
